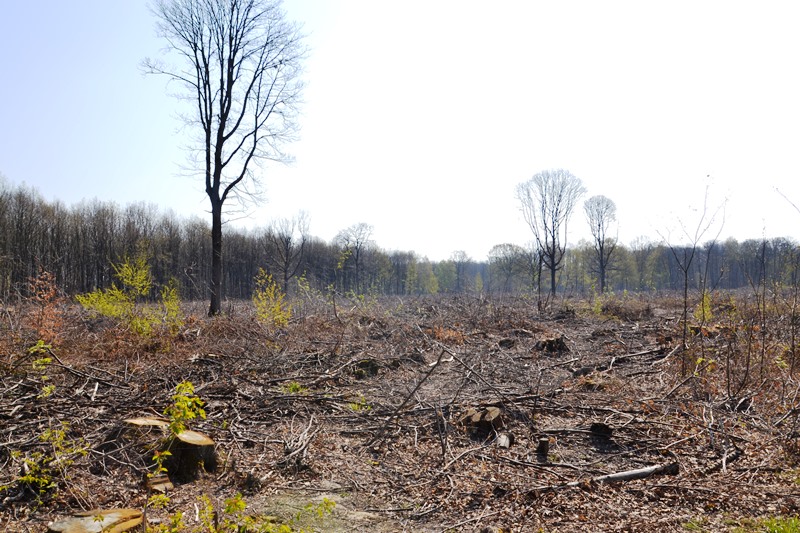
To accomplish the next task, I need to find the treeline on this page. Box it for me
[0,180,798,300]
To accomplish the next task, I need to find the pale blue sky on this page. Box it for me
[2,1,800,260]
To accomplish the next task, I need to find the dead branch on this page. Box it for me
[530,462,679,493]
[365,347,449,448]
[276,415,319,469]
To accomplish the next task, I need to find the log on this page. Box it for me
[48,509,142,533]
[530,462,679,493]
[590,462,678,483]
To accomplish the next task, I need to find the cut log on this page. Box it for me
[482,407,503,428]
[534,336,569,353]
[123,417,169,428]
[146,473,173,492]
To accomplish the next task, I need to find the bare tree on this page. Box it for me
[145,0,305,315]
[450,250,472,293]
[487,243,528,293]
[630,236,654,290]
[516,169,586,297]
[335,223,373,294]
[658,185,725,373]
[584,195,617,293]
[262,211,308,294]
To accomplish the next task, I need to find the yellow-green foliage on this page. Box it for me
[280,381,308,394]
[253,268,291,328]
[163,381,206,436]
[76,285,133,322]
[114,253,152,296]
[0,422,87,499]
[729,515,800,533]
[29,340,55,398]
[150,492,335,533]
[348,395,371,412]
[76,254,182,336]
[160,279,183,334]
[694,289,713,324]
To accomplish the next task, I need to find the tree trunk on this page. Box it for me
[209,199,223,316]
[600,261,606,293]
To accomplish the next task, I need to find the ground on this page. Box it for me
[1,293,799,532]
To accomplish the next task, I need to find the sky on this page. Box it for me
[2,1,800,261]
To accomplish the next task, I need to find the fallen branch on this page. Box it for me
[365,347,449,448]
[529,462,679,493]
[652,344,681,366]
[608,347,663,369]
[276,415,319,469]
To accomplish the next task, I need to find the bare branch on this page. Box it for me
[146,0,305,315]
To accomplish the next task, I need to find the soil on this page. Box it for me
[1,294,799,532]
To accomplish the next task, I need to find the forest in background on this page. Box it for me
[1,179,798,302]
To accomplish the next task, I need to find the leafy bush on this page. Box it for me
[76,254,183,336]
[163,380,206,436]
[253,268,291,328]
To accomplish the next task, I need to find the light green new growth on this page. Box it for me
[253,268,292,328]
[348,395,371,412]
[160,279,183,334]
[151,492,335,532]
[29,340,55,398]
[76,253,183,336]
[163,381,206,436]
[114,253,152,296]
[694,289,713,324]
[0,422,87,500]
[280,381,308,394]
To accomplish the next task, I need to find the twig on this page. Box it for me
[441,443,491,472]
[443,346,533,427]
[46,347,124,389]
[652,344,681,366]
[439,510,502,533]
[608,347,663,370]
[276,415,319,468]
[365,348,449,448]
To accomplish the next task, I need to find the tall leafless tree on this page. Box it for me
[450,250,472,293]
[516,169,586,297]
[335,223,373,294]
[262,211,308,294]
[584,195,617,293]
[145,0,305,315]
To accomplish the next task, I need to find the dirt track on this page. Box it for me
[2,294,799,531]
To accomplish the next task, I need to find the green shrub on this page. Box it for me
[163,381,206,436]
[76,253,182,336]
[253,268,291,328]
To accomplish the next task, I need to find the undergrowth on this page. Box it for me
[76,253,183,336]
